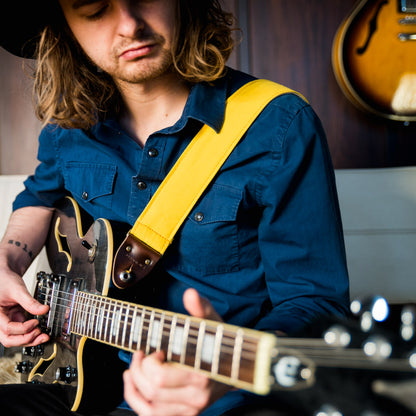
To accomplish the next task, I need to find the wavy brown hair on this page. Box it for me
[33,0,237,130]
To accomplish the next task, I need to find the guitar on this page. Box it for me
[332,0,416,121]
[15,197,416,415]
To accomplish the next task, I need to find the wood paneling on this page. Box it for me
[1,1,415,173]
[0,48,41,174]
[243,0,416,168]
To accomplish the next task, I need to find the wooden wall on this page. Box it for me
[0,49,41,174]
[225,0,416,169]
[1,0,415,174]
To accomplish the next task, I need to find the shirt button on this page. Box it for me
[137,181,147,190]
[194,212,204,222]
[82,191,88,200]
[148,148,159,158]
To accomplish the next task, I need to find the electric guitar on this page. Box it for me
[15,197,416,415]
[332,0,416,121]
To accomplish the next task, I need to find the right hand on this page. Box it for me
[0,268,49,348]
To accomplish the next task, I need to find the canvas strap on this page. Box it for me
[113,79,306,288]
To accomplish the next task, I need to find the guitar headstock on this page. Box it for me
[268,297,416,416]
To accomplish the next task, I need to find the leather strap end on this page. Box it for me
[112,233,161,289]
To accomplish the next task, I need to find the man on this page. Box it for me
[0,1,349,415]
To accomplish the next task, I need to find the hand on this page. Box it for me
[123,288,231,416]
[0,267,49,348]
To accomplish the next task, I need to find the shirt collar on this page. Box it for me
[99,70,229,137]
[182,75,228,133]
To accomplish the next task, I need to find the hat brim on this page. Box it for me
[1,1,55,58]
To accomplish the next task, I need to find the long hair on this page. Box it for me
[33,0,236,130]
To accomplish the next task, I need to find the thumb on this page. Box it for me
[13,281,49,316]
[183,288,222,322]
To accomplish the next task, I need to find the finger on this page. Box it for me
[14,290,49,316]
[0,326,49,348]
[6,318,41,336]
[133,350,209,392]
[124,369,198,416]
[183,289,222,322]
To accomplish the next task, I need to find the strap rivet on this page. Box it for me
[145,259,151,265]
[125,245,132,253]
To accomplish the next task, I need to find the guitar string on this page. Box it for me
[34,287,412,369]
[35,287,261,358]
[35,286,393,357]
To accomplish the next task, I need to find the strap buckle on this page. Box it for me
[112,233,161,289]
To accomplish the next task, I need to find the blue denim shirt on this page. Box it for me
[14,68,349,415]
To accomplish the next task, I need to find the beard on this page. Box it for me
[93,34,175,84]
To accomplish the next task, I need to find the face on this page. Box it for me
[58,0,177,84]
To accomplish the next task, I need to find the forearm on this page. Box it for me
[0,206,54,276]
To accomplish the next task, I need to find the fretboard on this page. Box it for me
[68,291,276,394]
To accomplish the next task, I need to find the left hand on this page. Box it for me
[123,288,232,416]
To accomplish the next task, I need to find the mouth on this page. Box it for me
[119,43,156,61]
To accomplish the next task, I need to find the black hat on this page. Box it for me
[1,1,56,58]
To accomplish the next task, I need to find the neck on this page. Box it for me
[116,72,191,147]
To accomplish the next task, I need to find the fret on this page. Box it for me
[78,293,87,335]
[68,292,78,333]
[200,330,215,368]
[171,321,185,357]
[103,298,111,343]
[77,293,85,334]
[109,300,116,343]
[156,312,165,352]
[167,314,178,361]
[146,310,156,354]
[137,307,146,350]
[130,306,140,350]
[73,293,81,334]
[180,317,191,365]
[93,296,99,340]
[91,296,99,338]
[231,329,244,381]
[211,324,224,376]
[86,296,93,337]
[67,286,78,333]
[114,301,122,346]
[121,303,130,349]
[46,283,273,394]
[96,297,104,341]
[194,321,206,370]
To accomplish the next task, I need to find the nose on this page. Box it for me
[116,0,144,38]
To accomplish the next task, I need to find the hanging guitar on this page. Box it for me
[15,197,416,415]
[332,0,416,121]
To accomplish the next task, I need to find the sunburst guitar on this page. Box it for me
[332,0,416,121]
[14,197,416,415]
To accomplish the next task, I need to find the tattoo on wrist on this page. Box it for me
[8,240,34,259]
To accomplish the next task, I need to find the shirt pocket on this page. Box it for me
[63,161,117,209]
[164,184,242,276]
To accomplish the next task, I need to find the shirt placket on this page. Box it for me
[127,136,166,224]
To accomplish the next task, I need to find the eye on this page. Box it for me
[86,4,109,20]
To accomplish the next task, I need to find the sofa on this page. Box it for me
[0,168,415,303]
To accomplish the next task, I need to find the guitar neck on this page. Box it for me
[68,291,277,395]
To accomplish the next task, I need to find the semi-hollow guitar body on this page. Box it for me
[332,0,416,121]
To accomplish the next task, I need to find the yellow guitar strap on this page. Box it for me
[113,79,306,288]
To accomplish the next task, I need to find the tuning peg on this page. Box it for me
[400,305,416,341]
[409,350,416,369]
[323,325,351,347]
[314,404,343,416]
[362,335,392,361]
[350,296,389,321]
[350,296,389,332]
